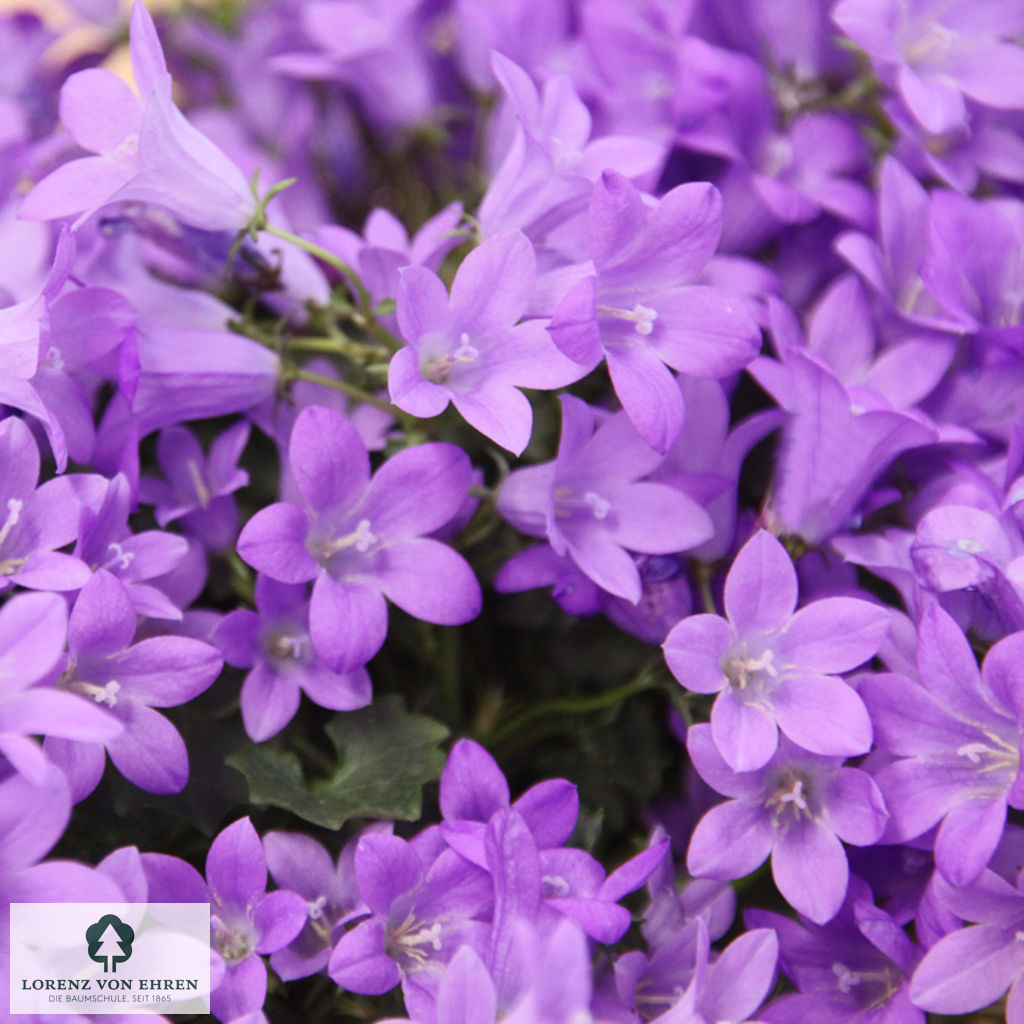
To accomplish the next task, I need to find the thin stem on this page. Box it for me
[488,673,662,746]
[264,224,374,316]
[289,367,398,415]
[287,336,391,361]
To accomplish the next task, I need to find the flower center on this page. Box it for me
[554,487,612,522]
[722,643,778,696]
[267,630,309,663]
[319,518,378,560]
[386,912,444,972]
[422,332,480,384]
[831,961,902,1010]
[596,303,658,336]
[212,918,253,965]
[765,767,818,831]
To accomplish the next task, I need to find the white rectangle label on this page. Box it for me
[10,903,211,1015]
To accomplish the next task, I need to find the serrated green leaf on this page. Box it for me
[226,696,449,829]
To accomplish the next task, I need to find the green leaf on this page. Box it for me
[374,297,397,317]
[226,696,449,828]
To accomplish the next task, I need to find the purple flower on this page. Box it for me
[264,826,388,980]
[45,570,222,799]
[749,346,937,545]
[498,395,714,603]
[910,867,1024,1019]
[21,2,255,230]
[213,575,371,741]
[74,472,190,620]
[0,590,121,784]
[237,405,481,673]
[686,725,888,924]
[139,421,250,552]
[204,818,307,1021]
[861,605,1024,887]
[649,919,778,1024]
[748,876,923,1024]
[664,530,888,771]
[833,0,1024,135]
[0,415,91,594]
[389,230,583,455]
[327,832,492,1010]
[548,171,760,453]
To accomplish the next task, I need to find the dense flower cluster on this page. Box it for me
[4,0,1024,1021]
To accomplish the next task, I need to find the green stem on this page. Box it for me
[287,336,390,361]
[289,367,398,416]
[264,224,374,316]
[488,673,662,746]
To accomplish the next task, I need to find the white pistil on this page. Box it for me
[102,541,135,572]
[271,633,309,661]
[403,921,443,952]
[777,778,809,813]
[583,491,611,520]
[542,874,570,898]
[42,347,65,374]
[423,333,480,383]
[596,303,659,335]
[832,962,862,994]
[324,518,378,557]
[75,679,121,708]
[956,742,990,765]
[307,895,327,921]
[0,498,23,549]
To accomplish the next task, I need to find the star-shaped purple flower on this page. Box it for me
[498,395,714,603]
[389,230,584,455]
[237,405,481,673]
[664,530,889,771]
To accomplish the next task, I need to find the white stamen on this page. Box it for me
[724,648,778,691]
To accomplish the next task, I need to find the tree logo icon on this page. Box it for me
[85,914,135,973]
